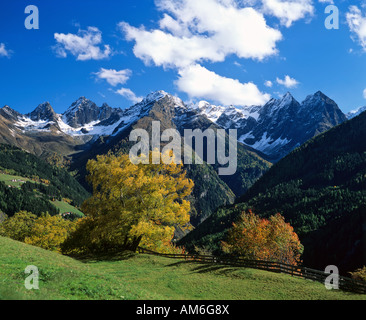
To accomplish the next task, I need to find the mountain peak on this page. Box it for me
[28,102,57,122]
[101,102,111,108]
[63,97,100,128]
[303,91,331,104]
[264,92,299,113]
[143,90,169,104]
[279,92,296,104]
[300,91,347,131]
[314,90,328,98]
[0,105,21,121]
[65,97,98,113]
[283,91,293,98]
[68,96,94,109]
[33,101,53,111]
[2,105,15,112]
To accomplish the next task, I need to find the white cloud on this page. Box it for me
[94,68,132,86]
[264,80,273,87]
[0,43,11,57]
[120,0,283,68]
[346,6,366,51]
[318,0,333,4]
[262,0,314,27]
[276,75,299,88]
[119,0,284,106]
[116,88,143,104]
[176,64,270,106]
[120,24,223,69]
[363,88,366,99]
[54,27,112,61]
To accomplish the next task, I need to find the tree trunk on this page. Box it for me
[129,235,143,252]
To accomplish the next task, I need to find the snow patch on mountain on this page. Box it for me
[189,101,261,124]
[6,89,348,161]
[12,90,170,138]
[347,106,366,119]
[192,91,347,160]
[15,117,54,133]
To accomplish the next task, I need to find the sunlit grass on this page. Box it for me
[0,236,364,300]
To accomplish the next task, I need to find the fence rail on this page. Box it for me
[137,247,366,294]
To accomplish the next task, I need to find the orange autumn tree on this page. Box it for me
[222,210,303,265]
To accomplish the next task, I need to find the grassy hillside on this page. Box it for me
[0,236,364,300]
[0,144,89,217]
[0,173,32,188]
[0,172,84,219]
[51,200,83,217]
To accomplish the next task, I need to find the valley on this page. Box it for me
[2,0,366,304]
[0,89,365,275]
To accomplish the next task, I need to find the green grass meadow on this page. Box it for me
[0,236,365,300]
[0,174,30,188]
[51,200,84,216]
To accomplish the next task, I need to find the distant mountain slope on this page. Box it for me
[0,90,348,226]
[0,144,89,217]
[347,106,366,120]
[179,111,366,273]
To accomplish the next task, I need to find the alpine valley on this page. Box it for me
[1,89,365,272]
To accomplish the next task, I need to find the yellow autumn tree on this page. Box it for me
[0,211,75,252]
[63,151,194,254]
[0,211,37,242]
[24,214,76,252]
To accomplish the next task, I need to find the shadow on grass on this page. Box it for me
[67,250,137,263]
[165,260,244,276]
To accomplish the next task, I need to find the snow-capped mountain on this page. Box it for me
[61,97,123,129]
[189,101,260,126]
[0,91,171,144]
[0,89,353,216]
[0,90,349,162]
[191,91,347,160]
[27,102,58,122]
[0,105,22,122]
[346,106,366,120]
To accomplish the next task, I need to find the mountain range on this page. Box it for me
[190,91,348,161]
[2,88,366,270]
[0,90,357,228]
[0,90,349,161]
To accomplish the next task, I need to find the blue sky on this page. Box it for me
[0,0,365,114]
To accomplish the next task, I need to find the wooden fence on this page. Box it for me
[137,247,366,294]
